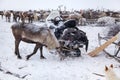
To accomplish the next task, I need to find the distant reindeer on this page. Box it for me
[11,23,60,60]
[12,11,21,22]
[4,11,11,22]
[104,64,120,80]
[68,13,82,25]
[27,10,34,23]
[0,11,4,19]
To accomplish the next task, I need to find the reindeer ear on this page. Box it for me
[110,64,113,68]
[105,66,108,71]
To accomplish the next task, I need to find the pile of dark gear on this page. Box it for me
[50,18,89,58]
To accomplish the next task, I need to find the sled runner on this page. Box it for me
[88,32,120,59]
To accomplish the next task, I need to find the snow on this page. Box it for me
[0,18,120,80]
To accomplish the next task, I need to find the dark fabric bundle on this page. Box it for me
[62,28,87,43]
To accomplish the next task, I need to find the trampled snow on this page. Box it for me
[0,18,120,80]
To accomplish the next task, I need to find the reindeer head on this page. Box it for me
[104,64,119,80]
[105,64,113,72]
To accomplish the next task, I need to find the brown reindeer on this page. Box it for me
[68,13,83,25]
[11,23,60,60]
[20,11,34,23]
[20,11,28,23]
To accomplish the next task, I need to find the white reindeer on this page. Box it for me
[104,64,120,80]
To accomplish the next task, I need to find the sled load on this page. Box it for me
[58,28,88,59]
[47,11,89,59]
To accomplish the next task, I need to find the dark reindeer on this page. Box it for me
[12,11,21,22]
[11,23,60,60]
[0,11,4,19]
[4,11,11,22]
[27,10,34,23]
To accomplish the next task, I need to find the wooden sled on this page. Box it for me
[88,32,120,61]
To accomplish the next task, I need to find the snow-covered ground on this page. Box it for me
[0,18,120,80]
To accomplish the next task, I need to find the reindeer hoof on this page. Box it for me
[26,55,30,60]
[15,52,17,55]
[40,56,46,59]
[18,56,22,59]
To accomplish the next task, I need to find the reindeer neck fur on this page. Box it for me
[44,29,60,50]
[105,67,120,80]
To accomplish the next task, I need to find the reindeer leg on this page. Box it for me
[1,15,3,19]
[15,40,21,59]
[39,45,46,59]
[6,17,7,22]
[18,16,20,22]
[26,44,39,60]
[28,17,30,23]
[8,17,10,22]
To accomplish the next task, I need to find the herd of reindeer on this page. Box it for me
[1,10,120,80]
[0,9,120,25]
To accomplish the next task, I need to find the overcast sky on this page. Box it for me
[0,0,120,11]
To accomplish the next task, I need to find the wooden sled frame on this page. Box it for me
[98,33,120,62]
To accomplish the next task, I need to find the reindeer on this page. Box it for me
[105,64,120,80]
[12,11,21,22]
[0,11,4,19]
[40,11,50,22]
[68,13,82,25]
[27,10,34,23]
[11,23,60,60]
[4,11,11,22]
